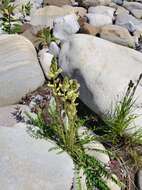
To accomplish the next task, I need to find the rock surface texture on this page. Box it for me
[100,24,135,47]
[0,124,74,190]
[59,34,142,134]
[30,5,81,33]
[80,0,112,7]
[0,105,28,127]
[136,170,142,190]
[0,35,45,107]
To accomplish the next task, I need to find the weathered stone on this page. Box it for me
[53,14,80,40]
[59,34,142,134]
[112,0,123,6]
[38,49,53,79]
[80,22,100,35]
[0,124,74,190]
[49,42,60,57]
[87,13,112,27]
[115,12,142,34]
[30,5,79,33]
[43,0,71,6]
[100,24,135,47]
[22,26,38,46]
[0,105,28,127]
[115,6,129,15]
[124,2,142,19]
[62,5,87,18]
[136,170,142,190]
[0,35,44,107]
[80,0,112,7]
[88,6,115,18]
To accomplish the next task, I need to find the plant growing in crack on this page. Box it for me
[36,27,58,48]
[97,73,142,188]
[25,57,122,190]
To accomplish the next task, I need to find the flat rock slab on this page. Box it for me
[0,125,74,190]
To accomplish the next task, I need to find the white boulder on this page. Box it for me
[88,6,115,18]
[0,124,74,190]
[59,34,142,133]
[38,48,54,79]
[30,5,79,34]
[0,35,45,106]
[87,13,112,27]
[53,14,80,41]
[49,42,60,57]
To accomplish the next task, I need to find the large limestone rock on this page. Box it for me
[0,35,45,107]
[0,124,74,190]
[100,25,135,47]
[59,34,142,133]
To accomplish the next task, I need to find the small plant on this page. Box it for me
[0,0,22,34]
[101,74,142,146]
[36,27,58,48]
[99,74,142,172]
[26,58,121,190]
[20,1,33,18]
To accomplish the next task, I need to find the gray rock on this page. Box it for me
[115,12,142,34]
[80,0,112,7]
[0,124,74,190]
[112,0,124,6]
[49,42,60,57]
[123,2,142,19]
[100,24,135,47]
[0,105,28,127]
[53,14,80,41]
[0,35,45,107]
[30,5,84,34]
[88,6,115,18]
[115,6,129,15]
[87,13,112,27]
[136,170,142,190]
[43,0,71,6]
[38,49,54,79]
[59,34,142,134]
[62,5,87,18]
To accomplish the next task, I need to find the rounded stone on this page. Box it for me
[0,124,74,190]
